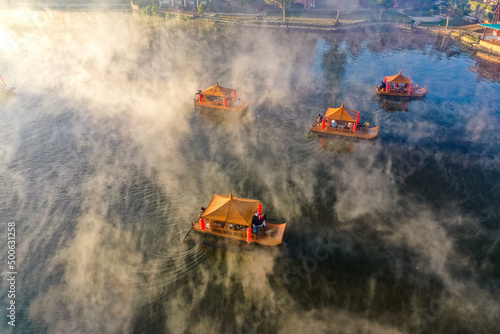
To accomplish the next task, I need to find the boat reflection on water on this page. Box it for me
[198,107,247,124]
[311,133,368,153]
[319,136,355,153]
[379,98,413,112]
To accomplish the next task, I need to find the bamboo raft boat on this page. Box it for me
[191,193,286,246]
[310,103,379,139]
[194,82,250,113]
[375,70,428,99]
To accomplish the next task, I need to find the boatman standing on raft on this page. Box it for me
[252,212,262,237]
[315,114,323,125]
[378,81,386,92]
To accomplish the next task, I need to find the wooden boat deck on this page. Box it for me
[192,220,286,246]
[376,86,428,98]
[194,100,250,112]
[311,123,379,139]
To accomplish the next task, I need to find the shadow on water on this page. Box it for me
[379,97,413,113]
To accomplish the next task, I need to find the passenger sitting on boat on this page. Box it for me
[331,120,337,128]
[260,214,267,228]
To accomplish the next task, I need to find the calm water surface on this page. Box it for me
[0,11,499,334]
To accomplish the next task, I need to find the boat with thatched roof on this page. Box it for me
[376,70,427,98]
[194,82,250,113]
[190,192,286,246]
[310,103,379,139]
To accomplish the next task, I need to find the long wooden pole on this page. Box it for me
[182,225,194,242]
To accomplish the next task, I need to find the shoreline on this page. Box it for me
[157,7,500,59]
[3,5,500,61]
[410,24,500,59]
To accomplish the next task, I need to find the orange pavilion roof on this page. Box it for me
[324,102,360,122]
[200,82,235,97]
[201,192,260,226]
[385,70,413,84]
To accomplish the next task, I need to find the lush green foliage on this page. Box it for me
[141,4,160,16]
[198,2,206,15]
[469,1,495,11]
[264,0,289,21]
[370,0,392,7]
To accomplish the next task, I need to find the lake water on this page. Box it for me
[0,10,499,334]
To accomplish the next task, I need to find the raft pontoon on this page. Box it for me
[192,193,286,246]
[310,102,379,139]
[194,82,250,113]
[376,70,427,98]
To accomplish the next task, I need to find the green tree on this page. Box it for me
[442,0,457,28]
[198,2,205,15]
[445,0,456,15]
[265,0,289,22]
[141,4,160,16]
[371,0,392,21]
[372,0,391,5]
[133,0,161,16]
[487,12,494,22]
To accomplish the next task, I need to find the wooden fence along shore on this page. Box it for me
[181,16,492,55]
[156,3,500,58]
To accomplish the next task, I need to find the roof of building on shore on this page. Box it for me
[385,70,413,84]
[200,82,235,97]
[324,102,360,122]
[481,24,500,30]
[201,192,260,226]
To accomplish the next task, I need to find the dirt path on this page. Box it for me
[396,8,445,23]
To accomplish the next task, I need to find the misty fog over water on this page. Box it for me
[0,9,499,334]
